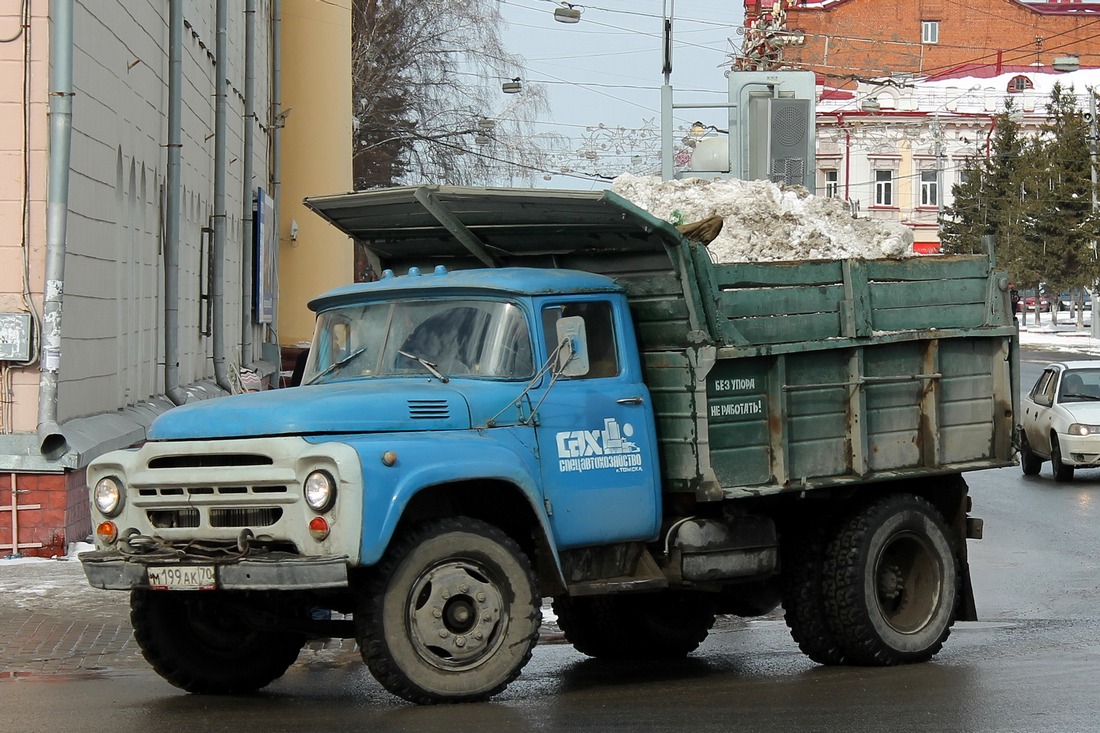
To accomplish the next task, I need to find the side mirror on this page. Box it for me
[555,316,590,377]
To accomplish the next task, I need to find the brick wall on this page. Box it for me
[1,468,81,554]
[777,0,1099,84]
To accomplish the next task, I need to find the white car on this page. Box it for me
[1020,360,1100,481]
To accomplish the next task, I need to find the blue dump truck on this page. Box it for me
[81,186,1018,704]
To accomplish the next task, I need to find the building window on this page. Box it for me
[824,170,839,198]
[1007,75,1034,94]
[958,169,971,185]
[875,169,894,206]
[922,20,939,44]
[920,169,939,207]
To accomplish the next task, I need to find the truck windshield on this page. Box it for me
[302,299,534,385]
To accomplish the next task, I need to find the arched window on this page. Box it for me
[1007,75,1033,94]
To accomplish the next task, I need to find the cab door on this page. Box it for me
[532,298,662,549]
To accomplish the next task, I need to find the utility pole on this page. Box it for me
[660,0,674,180]
[1090,91,1099,338]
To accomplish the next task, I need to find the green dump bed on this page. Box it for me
[306,186,1019,501]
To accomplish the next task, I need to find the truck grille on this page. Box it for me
[148,454,273,469]
[138,485,289,497]
[210,507,283,527]
[147,509,200,528]
[145,507,283,529]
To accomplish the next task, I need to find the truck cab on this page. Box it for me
[296,265,663,556]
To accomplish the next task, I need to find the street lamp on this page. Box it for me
[502,77,522,94]
[554,3,582,23]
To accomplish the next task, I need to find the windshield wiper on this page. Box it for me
[398,350,449,383]
[306,346,369,385]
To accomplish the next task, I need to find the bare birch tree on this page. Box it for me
[352,0,550,188]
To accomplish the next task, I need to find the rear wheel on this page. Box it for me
[553,591,716,660]
[822,495,959,666]
[130,590,306,694]
[357,517,540,704]
[781,521,847,665]
[1020,434,1043,476]
[1051,436,1075,482]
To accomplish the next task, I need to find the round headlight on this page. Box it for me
[304,471,336,512]
[94,477,124,517]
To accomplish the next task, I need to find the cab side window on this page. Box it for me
[542,301,619,379]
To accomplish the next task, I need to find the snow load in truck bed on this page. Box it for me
[611,174,915,263]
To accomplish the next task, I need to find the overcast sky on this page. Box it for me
[497,1,745,188]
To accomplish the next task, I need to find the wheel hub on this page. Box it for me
[874,532,941,635]
[408,561,504,669]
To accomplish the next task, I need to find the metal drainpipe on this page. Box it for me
[164,0,187,405]
[270,0,282,338]
[38,0,74,459]
[211,0,233,393]
[241,0,256,366]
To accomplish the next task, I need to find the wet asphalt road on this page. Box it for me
[1,359,1098,732]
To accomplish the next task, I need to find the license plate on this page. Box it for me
[147,565,216,590]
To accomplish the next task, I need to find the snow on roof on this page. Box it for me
[922,66,1100,93]
[817,66,1100,116]
[789,0,1100,14]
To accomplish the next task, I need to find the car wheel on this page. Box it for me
[1050,435,1075,482]
[1020,434,1043,476]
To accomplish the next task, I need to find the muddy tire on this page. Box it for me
[357,517,540,704]
[822,495,959,666]
[1051,436,1075,482]
[130,590,305,694]
[781,522,847,665]
[1020,434,1043,476]
[553,591,716,660]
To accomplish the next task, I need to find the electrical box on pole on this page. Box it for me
[733,70,816,189]
[687,70,817,190]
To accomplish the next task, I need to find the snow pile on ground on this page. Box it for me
[611,174,916,262]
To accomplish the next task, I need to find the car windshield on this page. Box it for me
[302,299,534,385]
[1059,368,1100,403]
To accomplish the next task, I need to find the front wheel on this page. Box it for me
[130,590,306,694]
[357,517,541,704]
[1020,433,1043,476]
[1051,436,1075,482]
[822,495,959,666]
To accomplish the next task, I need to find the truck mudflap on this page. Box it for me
[80,550,349,591]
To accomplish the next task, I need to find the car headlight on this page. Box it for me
[304,470,337,512]
[1068,423,1100,437]
[93,477,124,517]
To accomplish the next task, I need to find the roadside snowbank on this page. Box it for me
[612,174,915,262]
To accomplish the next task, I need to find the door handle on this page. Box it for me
[617,397,645,405]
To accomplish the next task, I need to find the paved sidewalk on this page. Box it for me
[0,559,143,677]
